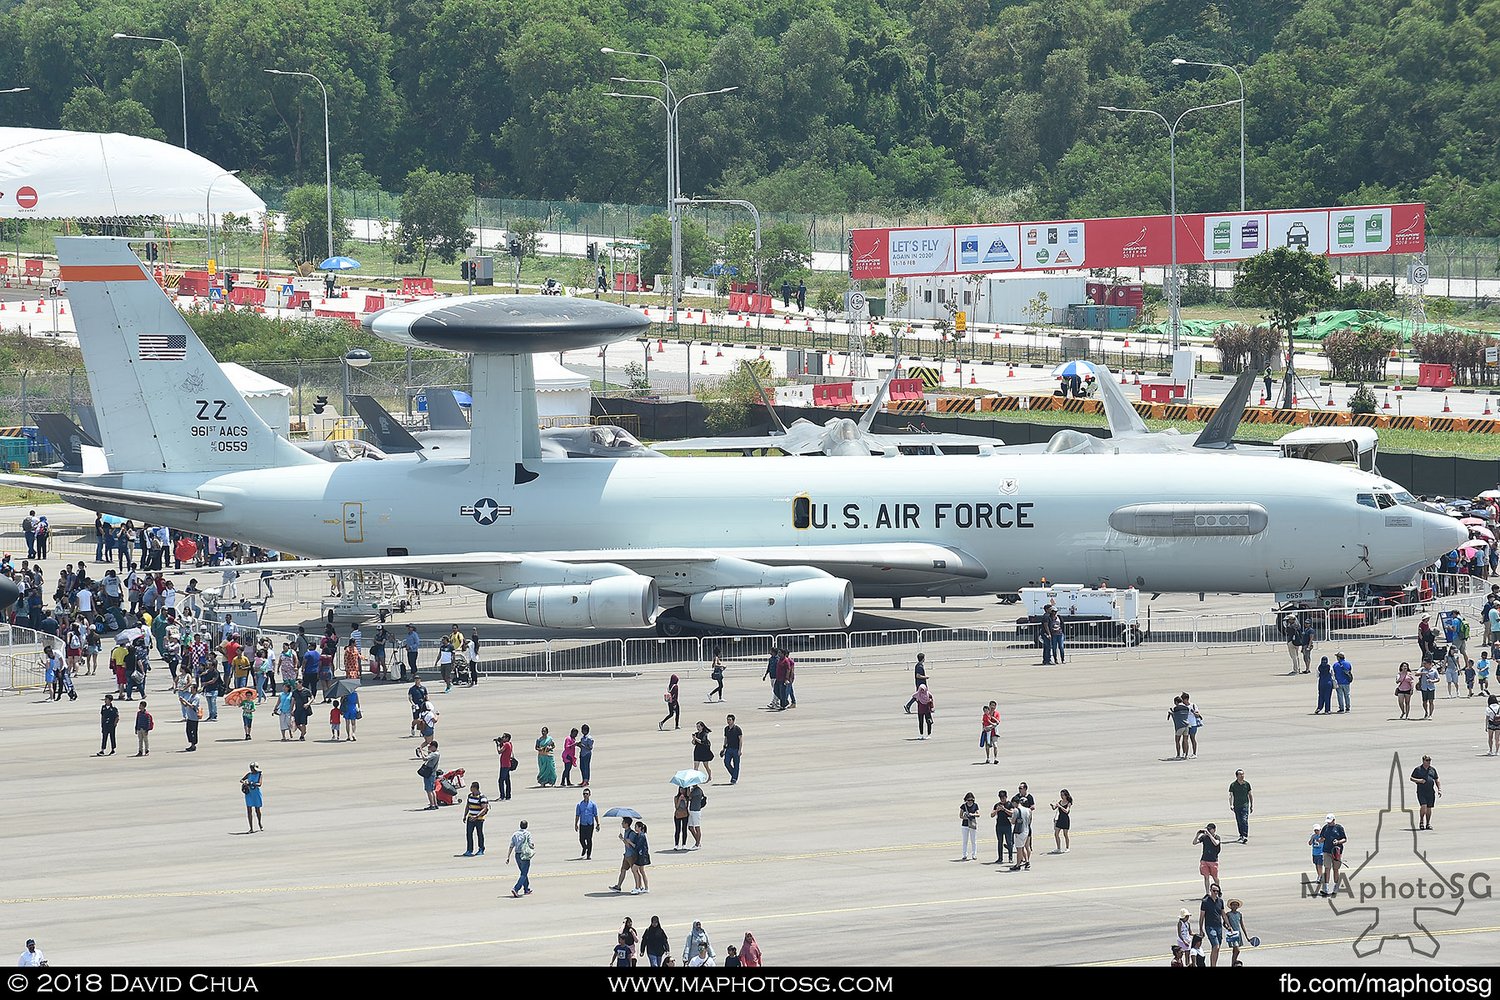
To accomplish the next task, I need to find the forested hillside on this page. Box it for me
[1,0,1496,232]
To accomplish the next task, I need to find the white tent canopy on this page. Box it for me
[220,362,291,438]
[533,353,591,419]
[0,127,264,220]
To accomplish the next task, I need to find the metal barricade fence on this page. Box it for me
[918,627,994,662]
[846,629,921,669]
[473,638,551,677]
[1186,612,1276,649]
[773,631,848,672]
[624,637,703,674]
[544,638,626,675]
[1,650,42,693]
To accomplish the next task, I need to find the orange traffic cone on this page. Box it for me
[1134,372,1142,385]
[993,329,1000,340]
[1326,387,1335,406]
[783,314,790,325]
[0,301,6,311]
[18,301,25,313]
[1258,395,1267,406]
[1382,393,1391,410]
[1394,382,1402,392]
[700,352,708,366]
[743,314,750,327]
[656,338,665,354]
[954,363,962,375]
[58,302,65,315]
[1443,395,1452,413]
[758,348,765,360]
[1292,395,1298,406]
[827,352,834,366]
[643,307,650,319]
[716,345,723,358]
[1120,371,1128,384]
[1007,365,1015,378]
[699,310,706,325]
[1486,397,1494,416]
[969,371,977,385]
[1123,337,1131,348]
[805,319,812,332]
[38,297,45,310]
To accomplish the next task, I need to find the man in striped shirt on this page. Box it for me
[462,782,489,857]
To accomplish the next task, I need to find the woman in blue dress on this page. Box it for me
[242,763,264,833]
[342,687,361,741]
[536,727,557,787]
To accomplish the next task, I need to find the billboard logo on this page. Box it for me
[1241,220,1259,249]
[1035,248,1050,264]
[1054,250,1073,264]
[983,238,1014,264]
[1026,228,1038,246]
[1395,213,1423,249]
[1366,215,1383,244]
[1286,222,1311,249]
[1121,227,1148,260]
[1046,227,1058,245]
[852,235,884,272]
[1213,221,1232,253]
[960,238,980,265]
[1337,215,1356,247]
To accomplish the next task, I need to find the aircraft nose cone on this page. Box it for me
[1424,514,1470,562]
[0,576,19,612]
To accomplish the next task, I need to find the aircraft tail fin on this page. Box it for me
[59,237,322,472]
[859,364,899,433]
[1091,364,1149,437]
[424,387,470,430]
[33,412,98,472]
[1194,371,1256,449]
[349,395,424,453]
[77,405,103,446]
[742,361,789,434]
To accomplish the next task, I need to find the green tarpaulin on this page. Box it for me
[1137,310,1488,343]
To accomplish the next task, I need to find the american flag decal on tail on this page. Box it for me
[138,334,187,361]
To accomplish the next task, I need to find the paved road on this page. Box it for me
[4,604,1495,966]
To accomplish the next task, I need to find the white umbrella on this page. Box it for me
[669,769,709,787]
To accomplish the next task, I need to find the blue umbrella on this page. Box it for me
[319,256,361,271]
[1051,360,1098,379]
[603,807,641,819]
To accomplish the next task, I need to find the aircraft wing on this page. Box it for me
[236,542,987,596]
[869,432,1002,453]
[0,473,223,513]
[1091,364,1150,437]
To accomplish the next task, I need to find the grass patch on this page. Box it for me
[0,479,61,505]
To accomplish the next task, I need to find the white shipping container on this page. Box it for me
[885,274,1089,326]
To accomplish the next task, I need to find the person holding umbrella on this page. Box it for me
[605,810,641,892]
[242,763,264,833]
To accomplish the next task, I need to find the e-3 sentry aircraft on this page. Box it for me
[3,238,1465,634]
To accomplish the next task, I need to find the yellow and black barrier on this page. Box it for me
[887,398,927,414]
[936,396,977,414]
[907,366,943,389]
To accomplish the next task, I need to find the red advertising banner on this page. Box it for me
[848,203,1426,279]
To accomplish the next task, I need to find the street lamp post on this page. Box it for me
[1172,58,1246,211]
[265,69,333,263]
[1099,99,1242,353]
[112,34,187,149]
[205,169,240,277]
[604,49,735,325]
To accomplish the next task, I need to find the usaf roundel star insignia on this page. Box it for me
[460,497,511,525]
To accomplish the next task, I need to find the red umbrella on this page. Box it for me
[223,687,257,707]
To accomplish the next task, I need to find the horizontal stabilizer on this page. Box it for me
[0,473,223,513]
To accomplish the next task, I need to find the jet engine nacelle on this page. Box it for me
[487,577,659,629]
[686,579,854,632]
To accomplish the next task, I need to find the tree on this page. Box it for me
[633,215,712,286]
[508,217,544,259]
[396,168,475,274]
[1235,247,1336,406]
[59,86,166,141]
[279,184,352,265]
[697,361,768,435]
[758,223,813,290]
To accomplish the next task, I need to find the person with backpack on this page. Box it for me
[686,783,707,849]
[1333,653,1355,712]
[507,819,536,897]
[419,740,442,809]
[134,700,153,756]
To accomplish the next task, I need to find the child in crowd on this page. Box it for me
[330,698,343,741]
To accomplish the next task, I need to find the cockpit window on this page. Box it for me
[1356,493,1377,508]
[1393,491,1416,504]
[1376,493,1398,509]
